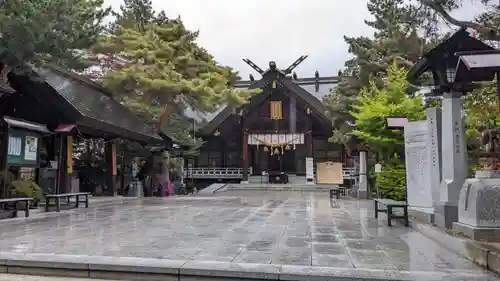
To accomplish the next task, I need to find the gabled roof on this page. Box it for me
[199,73,332,136]
[6,64,167,145]
[408,29,495,84]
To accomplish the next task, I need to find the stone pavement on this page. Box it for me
[0,191,498,280]
[0,274,111,281]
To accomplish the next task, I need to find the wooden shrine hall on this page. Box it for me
[0,52,170,197]
[192,57,346,184]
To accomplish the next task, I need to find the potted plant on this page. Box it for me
[8,180,44,209]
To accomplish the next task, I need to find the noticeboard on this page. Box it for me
[7,128,39,165]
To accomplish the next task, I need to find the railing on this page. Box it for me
[184,167,253,179]
[184,166,357,180]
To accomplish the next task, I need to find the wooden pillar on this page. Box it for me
[242,133,249,182]
[104,140,117,196]
[0,125,8,198]
[306,117,313,158]
[55,134,68,194]
[289,95,297,133]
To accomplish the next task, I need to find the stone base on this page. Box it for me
[434,204,458,229]
[408,209,435,224]
[357,190,369,199]
[453,221,500,242]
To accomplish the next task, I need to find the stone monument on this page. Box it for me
[454,174,500,241]
[403,108,442,223]
[435,92,468,229]
[357,150,368,199]
[454,123,500,241]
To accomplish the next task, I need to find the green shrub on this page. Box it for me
[8,180,44,203]
[375,164,406,201]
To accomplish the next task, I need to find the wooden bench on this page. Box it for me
[45,192,90,212]
[374,199,409,227]
[0,197,34,218]
[329,188,340,199]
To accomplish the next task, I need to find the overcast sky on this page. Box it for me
[104,0,485,79]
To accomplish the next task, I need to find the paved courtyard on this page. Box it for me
[0,191,497,280]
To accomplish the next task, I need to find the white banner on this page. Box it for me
[248,133,304,145]
[306,157,314,184]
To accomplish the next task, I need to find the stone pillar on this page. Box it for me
[241,133,249,183]
[435,92,468,228]
[357,150,368,199]
[289,96,297,133]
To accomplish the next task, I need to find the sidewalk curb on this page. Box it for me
[410,221,500,275]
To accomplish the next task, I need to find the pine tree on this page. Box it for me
[325,0,438,144]
[91,3,257,151]
[0,0,110,70]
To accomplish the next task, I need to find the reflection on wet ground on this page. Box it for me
[0,191,494,276]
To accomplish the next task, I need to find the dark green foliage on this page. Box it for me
[0,0,110,70]
[8,180,44,203]
[375,159,406,201]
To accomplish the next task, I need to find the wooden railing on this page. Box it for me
[184,167,357,180]
[184,167,253,179]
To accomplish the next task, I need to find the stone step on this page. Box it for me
[227,183,335,192]
[0,252,494,281]
[198,183,228,194]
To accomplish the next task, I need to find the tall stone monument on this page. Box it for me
[435,92,468,229]
[357,151,368,199]
[404,108,442,223]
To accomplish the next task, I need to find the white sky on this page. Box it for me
[103,0,485,79]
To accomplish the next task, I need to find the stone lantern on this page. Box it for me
[407,28,494,229]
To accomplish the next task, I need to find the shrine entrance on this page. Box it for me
[249,133,303,174]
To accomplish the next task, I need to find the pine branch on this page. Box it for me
[419,0,500,40]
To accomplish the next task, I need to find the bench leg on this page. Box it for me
[45,197,50,212]
[25,201,29,217]
[67,196,70,204]
[56,197,60,212]
[76,195,80,208]
[374,201,378,219]
[404,206,409,227]
[85,195,89,208]
[336,192,340,200]
[387,206,393,227]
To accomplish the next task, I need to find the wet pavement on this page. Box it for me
[0,191,497,279]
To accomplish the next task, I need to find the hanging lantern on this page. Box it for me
[285,144,291,150]
[293,144,296,150]
[274,148,280,155]
[281,146,284,154]
[264,146,268,152]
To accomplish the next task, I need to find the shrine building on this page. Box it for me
[186,58,349,185]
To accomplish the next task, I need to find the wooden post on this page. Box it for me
[55,134,68,194]
[104,140,117,196]
[242,133,249,183]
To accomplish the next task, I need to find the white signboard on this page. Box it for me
[24,136,38,161]
[374,163,382,173]
[7,136,22,156]
[248,133,304,145]
[306,157,314,183]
